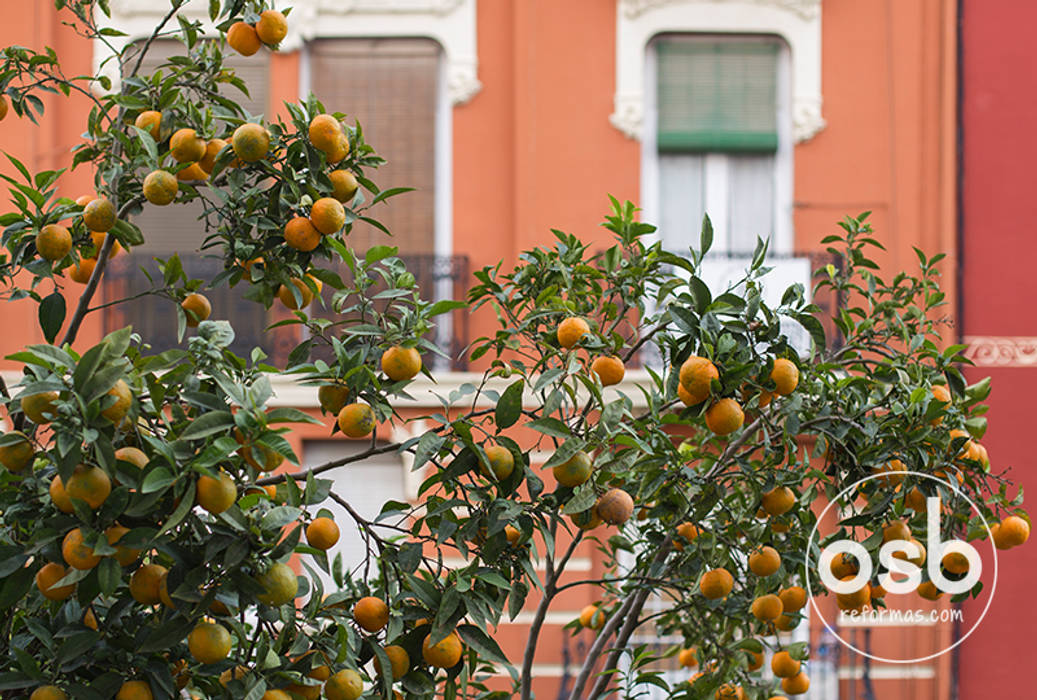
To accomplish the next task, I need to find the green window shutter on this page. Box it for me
[657,39,779,154]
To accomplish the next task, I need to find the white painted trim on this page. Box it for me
[95,0,481,105]
[612,0,824,143]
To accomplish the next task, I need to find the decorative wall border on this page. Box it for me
[963,336,1037,367]
[612,0,824,142]
[95,0,481,105]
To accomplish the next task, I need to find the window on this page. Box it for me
[651,35,790,255]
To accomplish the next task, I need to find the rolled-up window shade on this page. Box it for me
[657,39,778,154]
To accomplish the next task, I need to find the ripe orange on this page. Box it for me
[505,524,521,545]
[36,224,72,261]
[256,10,288,45]
[308,114,345,153]
[596,488,634,525]
[677,647,697,668]
[324,669,363,700]
[882,520,911,543]
[196,471,237,514]
[176,163,209,182]
[22,391,59,424]
[678,356,719,405]
[673,521,699,551]
[557,316,590,349]
[872,458,906,486]
[0,431,34,472]
[255,562,298,606]
[284,216,321,252]
[199,138,228,173]
[997,515,1030,548]
[329,169,359,203]
[115,681,153,700]
[700,568,734,599]
[129,563,167,605]
[942,551,970,574]
[705,399,744,436]
[227,21,261,56]
[143,170,178,205]
[835,576,870,612]
[381,345,422,381]
[67,257,97,284]
[904,486,927,511]
[591,355,625,386]
[66,465,112,509]
[106,525,141,566]
[49,475,73,513]
[871,583,888,599]
[771,650,800,678]
[748,546,781,576]
[83,197,115,232]
[774,614,798,632]
[324,133,350,163]
[232,122,270,163]
[170,128,206,163]
[181,293,212,327]
[102,379,133,423]
[480,444,515,480]
[892,538,926,566]
[134,110,161,140]
[237,435,285,473]
[770,358,799,395]
[309,197,346,235]
[552,450,592,487]
[374,644,409,679]
[277,276,321,309]
[337,403,376,438]
[29,686,67,700]
[261,691,291,700]
[188,621,233,664]
[570,508,602,531]
[88,231,121,259]
[36,562,75,600]
[579,603,604,629]
[761,486,796,516]
[219,666,249,687]
[716,684,745,699]
[917,581,942,601]
[778,586,807,613]
[306,517,340,550]
[353,596,389,632]
[422,630,464,668]
[318,384,350,414]
[750,594,784,622]
[62,528,101,570]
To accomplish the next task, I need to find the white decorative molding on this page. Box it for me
[963,336,1037,367]
[613,0,825,143]
[94,0,480,105]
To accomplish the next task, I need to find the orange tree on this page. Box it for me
[0,3,1029,700]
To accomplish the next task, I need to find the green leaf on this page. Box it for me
[38,292,66,344]
[141,467,177,494]
[495,380,524,430]
[97,557,120,597]
[427,300,466,317]
[700,213,713,256]
[179,410,234,440]
[364,245,398,265]
[110,219,145,247]
[525,417,570,439]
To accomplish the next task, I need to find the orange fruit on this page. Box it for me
[277,276,320,309]
[917,581,943,601]
[770,358,799,395]
[716,684,745,699]
[997,515,1030,548]
[422,630,464,668]
[761,486,796,516]
[557,317,590,349]
[871,583,888,599]
[892,538,926,567]
[308,114,345,153]
[237,436,285,473]
[310,197,346,234]
[102,379,132,423]
[324,669,363,700]
[374,644,409,679]
[317,384,350,414]
[579,603,604,629]
[0,431,34,472]
[591,355,625,386]
[381,345,422,381]
[261,692,291,700]
[170,128,206,163]
[835,576,870,612]
[552,450,592,487]
[673,522,699,551]
[705,398,744,436]
[677,648,697,668]
[181,293,212,327]
[36,224,72,261]
[480,444,514,480]
[88,231,121,259]
[30,686,67,700]
[106,525,141,566]
[49,475,73,513]
[22,392,59,424]
[678,356,719,404]
[324,133,350,164]
[778,586,807,613]
[771,650,800,678]
[284,216,321,252]
[197,471,237,514]
[596,488,634,525]
[748,546,781,576]
[570,508,602,531]
[353,596,389,632]
[218,666,249,687]
[129,563,167,605]
[505,524,521,545]
[199,138,228,173]
[255,562,298,606]
[115,681,153,700]
[227,21,261,56]
[62,528,101,570]
[0,97,7,121]
[872,458,906,486]
[67,257,97,283]
[188,621,233,664]
[36,562,75,600]
[942,551,970,575]
[176,163,209,182]
[782,672,810,695]
[774,614,798,632]
[232,122,270,163]
[143,170,178,205]
[66,465,112,509]
[700,568,734,599]
[329,169,359,203]
[83,197,115,232]
[677,383,698,406]
[905,487,927,511]
[882,520,911,543]
[306,517,340,550]
[256,10,288,45]
[337,403,376,438]
[134,110,161,140]
[750,594,784,622]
